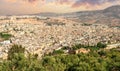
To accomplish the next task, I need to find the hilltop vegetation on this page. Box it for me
[0,43,120,71]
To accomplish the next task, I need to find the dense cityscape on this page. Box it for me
[0,1,120,70]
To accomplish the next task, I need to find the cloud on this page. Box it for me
[5,0,17,3]
[0,0,120,15]
[6,0,119,6]
[72,0,119,8]
[56,0,73,4]
[26,0,41,3]
[5,0,44,3]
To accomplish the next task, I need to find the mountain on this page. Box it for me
[33,12,60,17]
[103,5,120,13]
[65,5,120,26]
[103,5,120,18]
[33,5,120,18]
[67,5,120,18]
[33,5,120,26]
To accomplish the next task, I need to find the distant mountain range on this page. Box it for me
[33,5,120,26]
[33,5,120,18]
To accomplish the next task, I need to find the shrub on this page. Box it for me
[0,32,12,40]
[52,50,64,55]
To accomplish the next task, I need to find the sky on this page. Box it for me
[0,0,120,15]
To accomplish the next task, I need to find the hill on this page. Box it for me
[66,5,120,26]
[103,5,120,18]
[103,5,120,14]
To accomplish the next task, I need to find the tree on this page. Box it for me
[8,44,25,60]
[68,62,93,71]
[0,32,12,40]
[97,42,107,48]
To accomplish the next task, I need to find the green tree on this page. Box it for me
[0,32,12,40]
[68,62,93,71]
[8,44,25,60]
[97,42,107,48]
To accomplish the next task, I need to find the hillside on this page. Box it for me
[103,5,120,14]
[67,5,120,26]
[103,5,120,18]
[33,5,120,26]
[34,5,120,17]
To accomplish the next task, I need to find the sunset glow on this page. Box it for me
[0,0,120,15]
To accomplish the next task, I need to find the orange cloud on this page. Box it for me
[72,0,119,8]
[5,0,45,4]
[5,0,17,3]
[0,0,120,15]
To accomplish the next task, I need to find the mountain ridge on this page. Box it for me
[33,5,120,18]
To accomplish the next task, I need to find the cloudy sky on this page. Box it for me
[0,0,120,15]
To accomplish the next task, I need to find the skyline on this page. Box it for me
[0,0,120,15]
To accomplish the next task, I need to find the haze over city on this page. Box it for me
[0,0,120,15]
